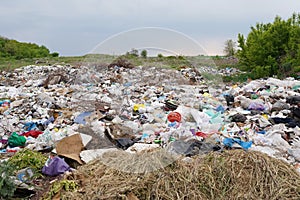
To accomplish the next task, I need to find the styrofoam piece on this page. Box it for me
[125,143,160,154]
[80,148,118,163]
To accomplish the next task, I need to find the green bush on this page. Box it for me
[0,36,57,60]
[140,50,147,58]
[177,55,185,60]
[0,162,16,198]
[293,65,300,72]
[51,52,59,57]
[237,13,300,78]
[7,149,47,177]
[222,72,255,83]
[253,66,271,79]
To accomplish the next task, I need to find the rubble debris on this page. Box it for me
[108,58,134,69]
[43,73,68,88]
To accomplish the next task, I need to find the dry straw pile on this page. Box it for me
[56,150,300,200]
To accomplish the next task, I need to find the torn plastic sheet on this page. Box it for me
[74,111,93,125]
[223,138,252,150]
[42,156,71,176]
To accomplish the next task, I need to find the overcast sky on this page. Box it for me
[1,0,299,56]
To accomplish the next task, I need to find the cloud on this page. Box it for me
[0,0,299,55]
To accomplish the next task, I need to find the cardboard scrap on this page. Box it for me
[56,134,84,164]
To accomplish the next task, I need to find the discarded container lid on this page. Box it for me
[133,104,145,112]
[167,112,182,123]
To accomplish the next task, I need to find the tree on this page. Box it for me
[51,52,59,57]
[157,53,163,58]
[0,36,55,59]
[126,48,139,57]
[224,39,236,57]
[237,13,300,78]
[141,49,147,58]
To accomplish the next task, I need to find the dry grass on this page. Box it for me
[53,150,300,200]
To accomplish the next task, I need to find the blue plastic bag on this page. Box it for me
[223,138,252,150]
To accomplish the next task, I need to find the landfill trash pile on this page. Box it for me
[197,66,242,76]
[1,62,300,198]
[218,67,241,76]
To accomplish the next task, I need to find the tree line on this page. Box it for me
[236,13,300,78]
[0,36,59,59]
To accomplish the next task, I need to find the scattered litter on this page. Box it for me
[1,63,300,199]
